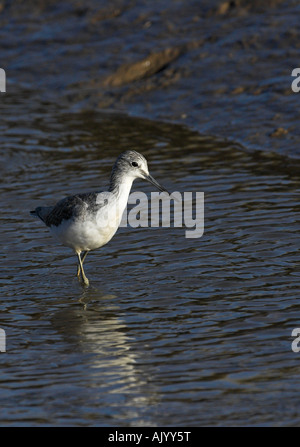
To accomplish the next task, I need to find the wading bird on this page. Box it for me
[31,150,169,285]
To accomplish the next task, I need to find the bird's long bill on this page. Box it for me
[145,173,170,194]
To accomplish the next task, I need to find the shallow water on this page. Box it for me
[1,100,300,426]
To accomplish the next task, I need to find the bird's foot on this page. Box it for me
[78,275,89,286]
[83,277,89,286]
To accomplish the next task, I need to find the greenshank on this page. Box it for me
[30,150,169,286]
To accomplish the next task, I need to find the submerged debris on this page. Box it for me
[102,47,183,87]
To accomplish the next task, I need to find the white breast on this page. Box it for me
[49,180,133,253]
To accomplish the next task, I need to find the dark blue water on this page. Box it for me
[1,104,299,426]
[1,0,300,427]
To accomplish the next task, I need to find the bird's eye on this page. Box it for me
[131,161,139,167]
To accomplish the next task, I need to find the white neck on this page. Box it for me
[110,174,135,219]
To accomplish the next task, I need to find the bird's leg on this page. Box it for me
[81,251,89,264]
[76,251,88,277]
[77,252,89,286]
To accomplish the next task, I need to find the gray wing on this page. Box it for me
[31,192,108,227]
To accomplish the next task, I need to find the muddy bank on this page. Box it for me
[1,0,300,157]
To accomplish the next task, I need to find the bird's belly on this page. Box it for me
[50,217,119,252]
